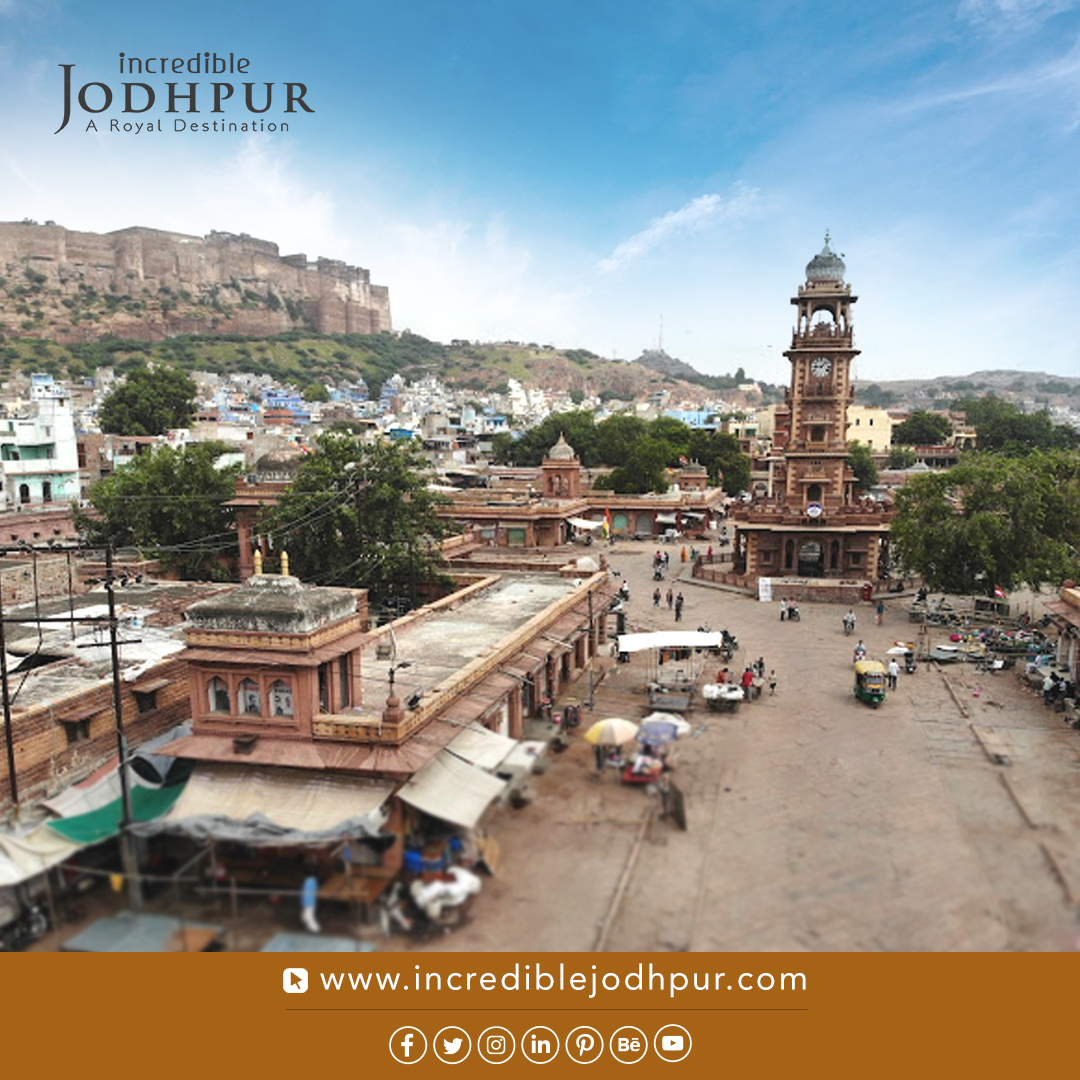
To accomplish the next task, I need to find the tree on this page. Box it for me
[890,450,1080,594]
[76,441,242,579]
[97,364,197,435]
[302,381,330,402]
[886,446,918,470]
[594,414,648,465]
[892,410,952,446]
[497,411,599,466]
[958,396,1080,455]
[847,440,879,492]
[687,429,750,494]
[605,437,671,494]
[262,434,450,609]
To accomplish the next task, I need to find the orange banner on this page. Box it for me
[1,952,1073,1076]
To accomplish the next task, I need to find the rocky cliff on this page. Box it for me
[0,220,391,343]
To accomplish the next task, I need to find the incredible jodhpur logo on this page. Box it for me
[54,52,313,135]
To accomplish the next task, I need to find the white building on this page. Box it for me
[0,396,80,510]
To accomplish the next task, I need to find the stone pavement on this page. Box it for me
[424,543,1080,953]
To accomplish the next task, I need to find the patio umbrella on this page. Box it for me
[886,645,911,656]
[641,711,691,736]
[583,718,639,746]
[637,719,681,746]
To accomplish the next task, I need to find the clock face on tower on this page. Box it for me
[810,356,832,377]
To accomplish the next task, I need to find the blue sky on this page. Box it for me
[1,0,1078,383]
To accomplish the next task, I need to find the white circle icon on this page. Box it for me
[389,1026,427,1065]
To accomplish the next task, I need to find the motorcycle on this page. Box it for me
[843,615,855,636]
[0,899,49,952]
[904,651,917,674]
[787,605,801,622]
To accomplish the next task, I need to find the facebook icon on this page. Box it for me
[389,1026,427,1064]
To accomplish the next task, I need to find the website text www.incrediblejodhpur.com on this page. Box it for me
[316,962,807,999]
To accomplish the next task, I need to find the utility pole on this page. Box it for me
[106,543,142,911]
[0,580,18,813]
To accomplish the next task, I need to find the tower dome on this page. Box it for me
[805,231,845,285]
[547,433,577,461]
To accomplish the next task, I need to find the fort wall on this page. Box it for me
[0,221,391,342]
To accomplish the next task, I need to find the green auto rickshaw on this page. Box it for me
[854,659,887,708]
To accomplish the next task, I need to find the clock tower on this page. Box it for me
[781,232,858,510]
[727,235,892,588]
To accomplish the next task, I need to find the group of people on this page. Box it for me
[778,597,800,621]
[715,659,777,698]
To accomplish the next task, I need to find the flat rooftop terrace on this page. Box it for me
[360,574,577,709]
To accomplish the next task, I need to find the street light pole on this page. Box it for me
[106,543,142,911]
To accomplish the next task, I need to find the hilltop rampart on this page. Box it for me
[0,221,391,342]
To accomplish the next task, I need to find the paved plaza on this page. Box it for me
[430,544,1080,953]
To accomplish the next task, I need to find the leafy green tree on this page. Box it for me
[687,429,750,493]
[886,446,918,470]
[497,411,599,466]
[892,410,952,446]
[847,440,879,492]
[890,450,1080,593]
[302,381,330,402]
[263,434,449,608]
[594,414,648,465]
[568,388,585,405]
[97,364,197,435]
[605,438,671,494]
[958,396,1080,455]
[76,441,242,579]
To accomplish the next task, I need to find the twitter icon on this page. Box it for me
[434,1026,471,1063]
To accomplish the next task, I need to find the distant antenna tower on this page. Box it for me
[658,314,664,353]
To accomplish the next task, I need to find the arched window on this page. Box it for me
[207,677,230,714]
[18,483,30,504]
[270,680,294,717]
[807,484,823,504]
[42,481,52,503]
[239,678,261,715]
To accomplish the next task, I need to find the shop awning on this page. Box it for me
[567,517,605,530]
[47,784,185,846]
[138,764,392,845]
[655,513,679,524]
[1043,600,1080,630]
[615,631,727,653]
[397,751,507,829]
[0,825,83,887]
[446,723,518,771]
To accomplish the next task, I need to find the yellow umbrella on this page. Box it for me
[583,717,640,746]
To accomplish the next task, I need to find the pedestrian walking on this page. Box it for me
[707,546,713,563]
[779,597,787,622]
[674,593,684,622]
[653,587,661,607]
[887,658,900,690]
[755,656,765,678]
[663,551,670,570]
[680,546,687,563]
[666,588,674,610]
[876,599,886,625]
[768,669,777,695]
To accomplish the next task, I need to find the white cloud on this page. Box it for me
[958,0,1078,31]
[596,187,760,275]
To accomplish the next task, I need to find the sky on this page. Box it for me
[1,0,1079,385]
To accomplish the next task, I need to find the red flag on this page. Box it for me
[994,585,1006,599]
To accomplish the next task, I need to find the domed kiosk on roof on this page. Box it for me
[547,434,578,461]
[542,433,582,499]
[805,231,846,285]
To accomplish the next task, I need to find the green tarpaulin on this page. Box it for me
[47,784,185,845]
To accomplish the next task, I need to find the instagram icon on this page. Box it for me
[478,1027,515,1064]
